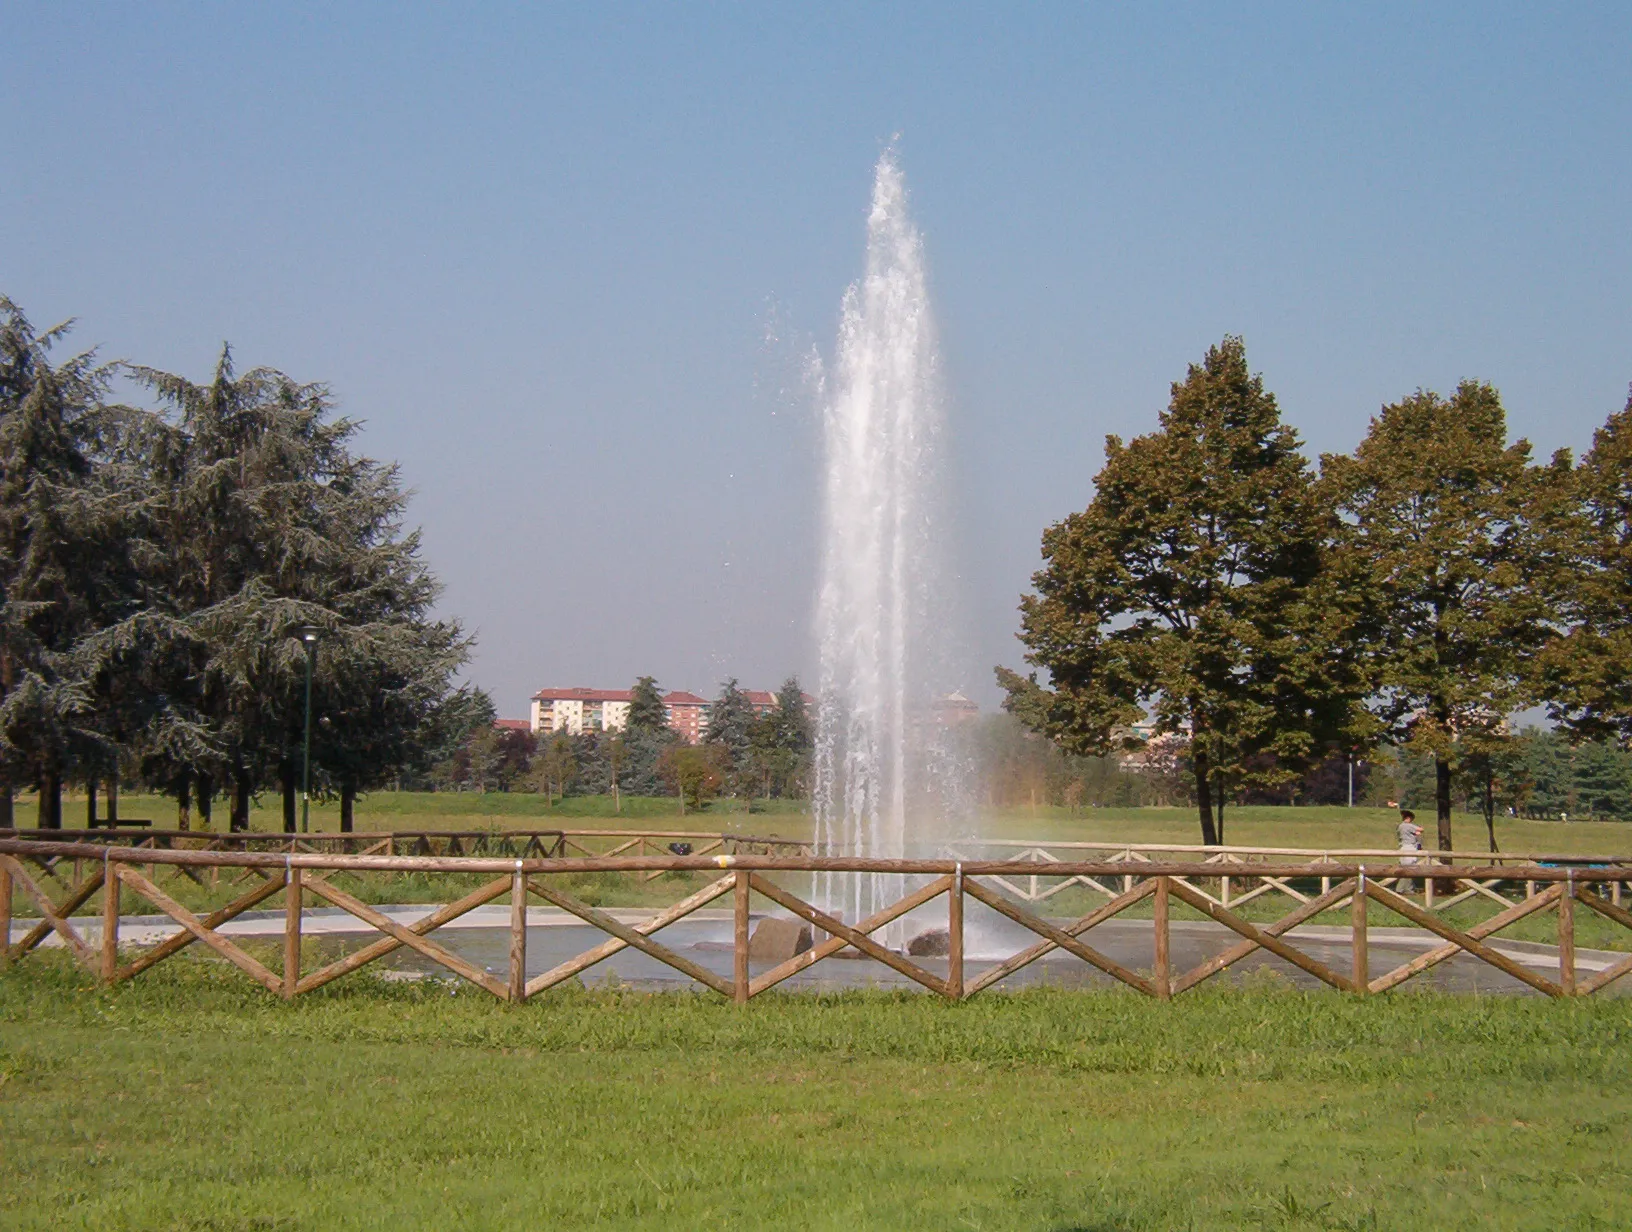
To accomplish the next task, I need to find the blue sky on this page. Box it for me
[5,4,1630,715]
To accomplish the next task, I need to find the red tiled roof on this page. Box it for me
[494,719,531,732]
[663,691,709,706]
[742,690,816,707]
[531,688,635,702]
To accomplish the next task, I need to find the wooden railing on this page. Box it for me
[4,837,1630,1003]
[940,838,1631,914]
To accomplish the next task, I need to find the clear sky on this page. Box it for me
[5,4,1630,716]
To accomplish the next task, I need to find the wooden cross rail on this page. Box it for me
[9,828,1623,914]
[4,839,1630,1004]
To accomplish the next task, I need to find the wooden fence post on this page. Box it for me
[947,864,964,1000]
[1153,875,1170,1000]
[101,858,120,984]
[0,857,11,968]
[1351,870,1368,995]
[509,863,527,1003]
[282,864,301,1001]
[733,869,750,1004]
[1559,873,1576,997]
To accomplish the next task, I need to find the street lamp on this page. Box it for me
[297,625,320,834]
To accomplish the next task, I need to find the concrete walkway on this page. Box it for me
[9,905,1624,979]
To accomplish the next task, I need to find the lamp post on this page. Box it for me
[297,625,320,834]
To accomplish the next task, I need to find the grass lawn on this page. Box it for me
[2,955,1630,1230]
[10,791,1632,858]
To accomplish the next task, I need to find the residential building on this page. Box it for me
[933,691,980,725]
[529,684,811,743]
[663,691,710,743]
[529,688,633,736]
[743,690,816,717]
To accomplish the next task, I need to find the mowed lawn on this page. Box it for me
[3,956,1631,1230]
[10,790,1632,857]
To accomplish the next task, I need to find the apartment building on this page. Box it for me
[528,686,711,742]
[528,688,633,736]
[529,684,813,743]
[663,691,710,743]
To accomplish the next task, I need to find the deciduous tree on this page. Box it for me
[1321,381,1565,855]
[1544,390,1632,744]
[1002,338,1364,843]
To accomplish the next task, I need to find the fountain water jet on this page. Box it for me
[812,151,969,940]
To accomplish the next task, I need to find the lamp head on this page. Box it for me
[297,625,321,646]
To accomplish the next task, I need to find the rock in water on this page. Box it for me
[907,928,950,957]
[748,918,813,962]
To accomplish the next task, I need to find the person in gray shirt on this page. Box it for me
[1397,809,1424,895]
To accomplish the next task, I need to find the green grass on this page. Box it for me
[12,791,1632,857]
[2,954,1631,1230]
[7,788,813,838]
[9,862,740,919]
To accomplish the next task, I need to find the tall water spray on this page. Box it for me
[813,152,967,933]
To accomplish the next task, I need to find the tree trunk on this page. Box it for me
[612,776,620,814]
[0,779,11,828]
[42,769,63,829]
[280,760,297,834]
[107,776,118,826]
[1192,750,1219,846]
[1484,767,1499,853]
[1434,756,1453,852]
[196,773,213,831]
[340,782,355,833]
[176,771,191,831]
[232,768,252,833]
[86,778,98,827]
[1213,771,1227,845]
[1434,754,1455,892]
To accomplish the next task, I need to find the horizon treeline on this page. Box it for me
[975,713,1632,825]
[0,296,482,832]
[1002,336,1632,850]
[434,676,814,812]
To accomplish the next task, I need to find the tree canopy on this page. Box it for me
[1003,337,1364,843]
[1320,381,1565,852]
[1544,390,1632,745]
[0,295,473,830]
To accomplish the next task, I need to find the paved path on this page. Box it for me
[10,905,1625,996]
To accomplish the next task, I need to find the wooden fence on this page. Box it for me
[3,837,1630,1003]
[939,838,1631,913]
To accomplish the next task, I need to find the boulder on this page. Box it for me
[907,927,950,957]
[748,917,813,963]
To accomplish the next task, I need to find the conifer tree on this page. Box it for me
[748,676,813,798]
[0,299,129,827]
[95,346,471,829]
[619,675,678,796]
[627,676,668,732]
[702,678,756,799]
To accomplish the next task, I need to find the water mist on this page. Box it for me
[812,151,969,938]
